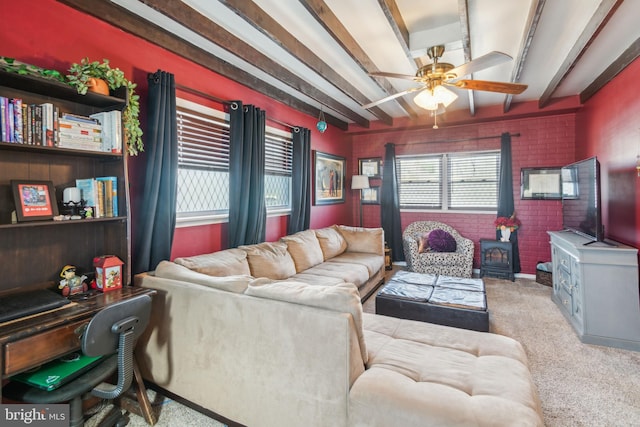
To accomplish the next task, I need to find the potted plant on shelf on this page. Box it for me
[67,58,143,156]
[494,213,521,242]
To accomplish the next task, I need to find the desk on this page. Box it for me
[0,286,157,424]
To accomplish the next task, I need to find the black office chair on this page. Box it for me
[4,294,152,427]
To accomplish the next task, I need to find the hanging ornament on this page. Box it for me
[316,107,327,133]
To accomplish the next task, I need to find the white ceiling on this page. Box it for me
[102,0,639,129]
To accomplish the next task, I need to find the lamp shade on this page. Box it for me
[351,175,370,190]
[414,85,458,110]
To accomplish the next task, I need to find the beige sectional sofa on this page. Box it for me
[135,225,543,427]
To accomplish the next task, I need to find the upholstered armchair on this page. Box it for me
[402,221,474,278]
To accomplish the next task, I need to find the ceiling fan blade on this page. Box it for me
[362,87,422,109]
[369,71,418,81]
[448,51,512,78]
[448,80,527,94]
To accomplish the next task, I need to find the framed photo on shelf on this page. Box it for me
[314,151,346,205]
[11,180,58,221]
[361,186,380,205]
[520,167,562,200]
[359,157,382,178]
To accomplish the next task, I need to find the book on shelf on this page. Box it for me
[96,176,118,217]
[75,176,118,218]
[0,96,7,141]
[90,110,122,153]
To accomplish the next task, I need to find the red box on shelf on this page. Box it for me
[93,255,124,292]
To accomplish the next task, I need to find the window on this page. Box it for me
[397,150,500,211]
[176,98,292,224]
[264,128,293,211]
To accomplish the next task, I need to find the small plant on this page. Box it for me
[67,58,143,156]
[0,57,66,82]
[494,213,522,231]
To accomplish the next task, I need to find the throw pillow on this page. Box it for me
[281,229,324,272]
[315,226,347,260]
[336,225,384,254]
[240,241,297,279]
[174,248,251,276]
[428,229,457,252]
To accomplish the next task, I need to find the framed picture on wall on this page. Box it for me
[520,167,562,200]
[359,157,382,178]
[361,186,380,205]
[11,180,58,222]
[313,151,346,205]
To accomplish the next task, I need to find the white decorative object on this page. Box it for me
[500,227,511,242]
[63,186,81,204]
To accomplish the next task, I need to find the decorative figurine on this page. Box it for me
[58,265,88,296]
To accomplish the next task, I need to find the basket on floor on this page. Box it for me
[536,269,552,286]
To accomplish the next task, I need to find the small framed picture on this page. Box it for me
[314,151,346,205]
[361,186,380,205]
[521,167,562,200]
[359,157,381,178]
[11,180,58,222]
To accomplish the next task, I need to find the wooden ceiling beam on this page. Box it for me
[580,37,640,103]
[504,0,546,113]
[300,0,420,119]
[137,0,368,127]
[55,0,351,130]
[457,0,475,117]
[538,0,623,108]
[219,0,393,126]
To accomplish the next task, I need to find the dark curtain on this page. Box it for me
[496,132,521,272]
[228,102,266,247]
[381,143,404,261]
[288,127,311,234]
[132,70,178,274]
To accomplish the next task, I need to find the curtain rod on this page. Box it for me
[175,83,299,131]
[408,132,521,146]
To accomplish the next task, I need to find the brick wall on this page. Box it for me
[348,113,576,274]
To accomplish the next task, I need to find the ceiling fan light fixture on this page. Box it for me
[414,85,458,110]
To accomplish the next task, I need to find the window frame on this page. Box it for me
[175,98,293,228]
[397,149,501,213]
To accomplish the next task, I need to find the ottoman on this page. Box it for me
[375,270,489,332]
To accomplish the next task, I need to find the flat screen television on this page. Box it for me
[561,156,604,243]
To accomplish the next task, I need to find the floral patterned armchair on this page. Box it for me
[402,221,474,278]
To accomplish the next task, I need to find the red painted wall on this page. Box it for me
[2,0,351,261]
[5,1,637,273]
[348,113,577,274]
[575,57,640,248]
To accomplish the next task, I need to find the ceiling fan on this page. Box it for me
[363,45,528,110]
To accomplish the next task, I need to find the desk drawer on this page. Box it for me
[4,320,88,376]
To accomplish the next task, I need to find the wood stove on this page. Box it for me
[480,239,515,281]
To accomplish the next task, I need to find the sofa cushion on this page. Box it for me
[154,260,252,293]
[240,241,297,279]
[281,229,325,273]
[351,313,543,427]
[304,262,370,287]
[428,229,457,252]
[245,281,367,364]
[337,225,384,254]
[328,252,384,276]
[174,248,251,276]
[315,226,347,260]
[288,273,347,286]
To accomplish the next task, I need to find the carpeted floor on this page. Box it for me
[87,272,640,427]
